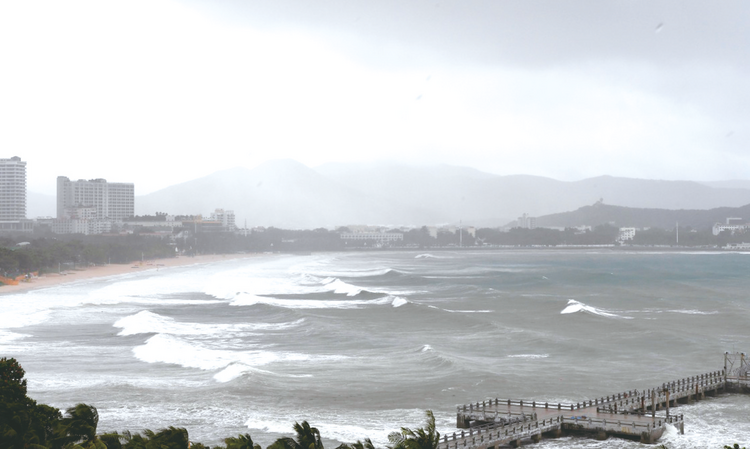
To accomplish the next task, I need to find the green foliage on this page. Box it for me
[224,433,261,449]
[56,403,101,448]
[270,421,324,449]
[724,445,746,449]
[336,438,376,449]
[0,357,28,401]
[0,357,62,449]
[120,427,189,449]
[2,359,451,449]
[100,432,123,449]
[388,411,439,449]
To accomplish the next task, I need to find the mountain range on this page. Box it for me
[27,160,750,229]
[535,202,750,230]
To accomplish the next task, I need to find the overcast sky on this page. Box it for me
[1,0,748,195]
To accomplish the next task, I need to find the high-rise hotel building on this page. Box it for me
[0,156,27,220]
[57,177,134,220]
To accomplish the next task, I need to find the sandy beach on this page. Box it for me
[0,253,257,295]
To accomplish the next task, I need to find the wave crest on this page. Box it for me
[561,299,632,319]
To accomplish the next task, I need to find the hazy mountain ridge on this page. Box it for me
[131,160,750,229]
[534,202,750,230]
[135,160,442,229]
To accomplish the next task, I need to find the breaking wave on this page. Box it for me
[132,334,347,383]
[415,254,441,259]
[113,310,303,336]
[560,299,633,319]
[229,294,396,309]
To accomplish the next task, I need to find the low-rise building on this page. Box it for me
[712,218,750,236]
[619,227,636,241]
[517,213,536,229]
[340,232,404,242]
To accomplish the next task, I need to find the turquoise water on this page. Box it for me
[1,250,749,448]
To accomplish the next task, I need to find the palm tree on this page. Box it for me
[387,411,439,449]
[99,432,124,449]
[336,437,377,449]
[146,426,189,449]
[54,403,105,449]
[120,427,189,449]
[224,433,261,449]
[269,421,324,449]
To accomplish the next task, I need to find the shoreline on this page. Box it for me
[0,253,258,295]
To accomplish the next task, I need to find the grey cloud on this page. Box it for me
[184,0,750,70]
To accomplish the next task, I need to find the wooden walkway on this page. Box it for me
[440,370,735,447]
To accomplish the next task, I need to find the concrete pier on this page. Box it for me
[439,369,739,448]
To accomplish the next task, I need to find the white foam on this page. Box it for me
[113,310,304,336]
[0,329,28,344]
[132,334,348,380]
[667,309,719,315]
[443,309,493,313]
[230,295,392,309]
[322,277,365,296]
[507,354,549,359]
[291,265,397,278]
[561,299,633,319]
[214,363,313,383]
[661,423,680,440]
[415,253,439,259]
[0,306,52,329]
[244,408,429,448]
[391,296,408,307]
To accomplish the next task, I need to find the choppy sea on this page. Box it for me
[2,250,749,448]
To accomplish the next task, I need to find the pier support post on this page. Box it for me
[509,439,522,448]
[531,434,541,443]
[457,414,469,429]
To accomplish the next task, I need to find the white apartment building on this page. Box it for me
[712,218,750,236]
[57,177,134,220]
[210,209,236,229]
[618,227,636,241]
[340,232,404,242]
[0,156,27,220]
[517,213,536,229]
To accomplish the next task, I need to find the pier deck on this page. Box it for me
[441,370,735,447]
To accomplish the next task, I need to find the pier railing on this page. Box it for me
[457,370,725,417]
[561,413,683,434]
[596,371,725,414]
[438,414,684,449]
[450,361,738,448]
[439,416,562,449]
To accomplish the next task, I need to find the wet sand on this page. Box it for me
[0,253,258,295]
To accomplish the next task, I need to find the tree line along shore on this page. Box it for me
[1,358,744,449]
[0,223,745,279]
[1,357,440,449]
